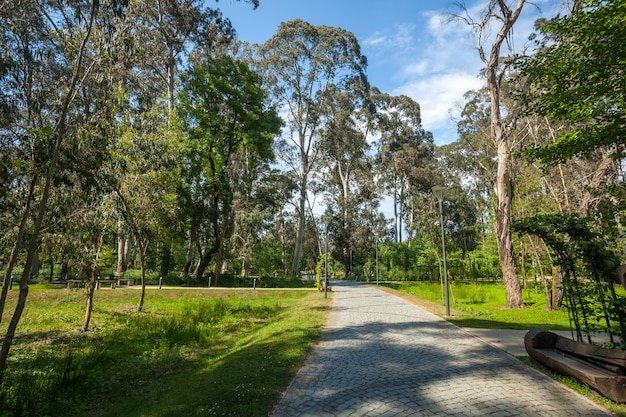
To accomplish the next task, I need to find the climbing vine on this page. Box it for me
[514,214,626,348]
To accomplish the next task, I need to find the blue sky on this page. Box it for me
[218,0,563,145]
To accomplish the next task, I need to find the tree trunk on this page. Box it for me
[0,176,36,323]
[393,178,399,243]
[1,123,63,383]
[182,223,197,276]
[291,176,307,275]
[280,210,286,273]
[398,183,404,243]
[192,241,220,284]
[0,1,98,382]
[82,235,103,331]
[116,235,126,274]
[137,242,147,312]
[494,140,523,308]
[480,0,526,309]
[551,265,564,310]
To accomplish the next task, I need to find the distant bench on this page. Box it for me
[97,279,116,289]
[67,279,117,289]
[66,280,85,289]
[116,278,134,287]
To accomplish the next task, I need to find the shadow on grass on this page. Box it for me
[0,293,326,417]
[89,329,321,417]
[447,317,572,331]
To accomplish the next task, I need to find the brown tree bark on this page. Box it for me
[82,235,104,331]
[478,0,526,308]
[551,266,564,310]
[0,176,36,323]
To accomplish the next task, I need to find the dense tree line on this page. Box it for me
[1,0,625,382]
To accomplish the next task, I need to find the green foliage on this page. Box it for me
[177,55,281,280]
[518,0,626,165]
[514,214,626,346]
[315,252,341,289]
[360,237,501,283]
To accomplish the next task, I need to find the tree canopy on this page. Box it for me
[518,0,626,165]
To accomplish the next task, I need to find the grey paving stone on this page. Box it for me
[270,281,614,417]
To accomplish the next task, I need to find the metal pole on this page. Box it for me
[438,198,450,316]
[324,233,328,299]
[350,249,353,280]
[375,239,379,286]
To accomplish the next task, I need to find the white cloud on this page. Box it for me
[363,23,415,52]
[396,72,484,144]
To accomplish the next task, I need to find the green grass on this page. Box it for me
[385,281,573,329]
[0,286,329,417]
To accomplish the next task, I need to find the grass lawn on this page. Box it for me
[383,281,573,329]
[0,285,330,417]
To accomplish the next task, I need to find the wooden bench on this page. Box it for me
[66,280,85,289]
[116,278,134,287]
[525,329,626,402]
[96,279,116,289]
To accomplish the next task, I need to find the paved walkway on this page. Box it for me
[270,281,614,417]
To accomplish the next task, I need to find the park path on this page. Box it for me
[270,281,614,417]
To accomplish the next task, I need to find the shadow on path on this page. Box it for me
[271,281,612,417]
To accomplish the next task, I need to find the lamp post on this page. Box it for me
[324,228,329,299]
[432,186,450,317]
[375,238,379,286]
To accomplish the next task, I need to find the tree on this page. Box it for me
[317,84,373,278]
[372,89,434,243]
[178,56,281,283]
[0,0,119,383]
[120,0,258,112]
[258,19,369,275]
[455,0,526,308]
[519,0,625,166]
[112,107,182,312]
[514,0,626,332]
[518,0,625,222]
[110,0,255,278]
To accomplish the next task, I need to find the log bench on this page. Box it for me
[525,329,626,403]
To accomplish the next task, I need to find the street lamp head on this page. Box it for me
[432,186,447,202]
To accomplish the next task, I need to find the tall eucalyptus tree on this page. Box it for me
[455,0,526,308]
[258,19,369,275]
[110,0,258,276]
[372,89,434,243]
[317,84,374,278]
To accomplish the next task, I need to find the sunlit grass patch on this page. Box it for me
[0,287,330,417]
[384,281,572,330]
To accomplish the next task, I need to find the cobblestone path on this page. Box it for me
[270,281,613,417]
